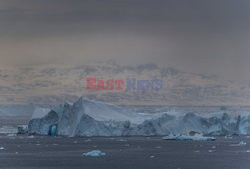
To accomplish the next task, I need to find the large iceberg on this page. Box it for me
[28,97,250,137]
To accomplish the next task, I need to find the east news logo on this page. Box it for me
[86,78,163,91]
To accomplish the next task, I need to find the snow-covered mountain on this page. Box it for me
[1,62,250,106]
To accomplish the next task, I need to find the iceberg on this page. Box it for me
[28,97,250,137]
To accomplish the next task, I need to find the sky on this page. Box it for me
[1,0,250,82]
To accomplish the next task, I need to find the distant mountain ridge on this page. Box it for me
[0,63,250,106]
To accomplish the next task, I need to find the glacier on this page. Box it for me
[28,97,250,137]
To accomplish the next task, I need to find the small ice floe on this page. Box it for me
[73,141,78,144]
[17,125,28,134]
[230,141,247,147]
[150,155,155,158]
[194,150,200,153]
[155,146,162,149]
[245,150,250,153]
[225,135,233,139]
[0,147,5,150]
[208,150,216,153]
[117,139,127,142]
[84,139,92,142]
[239,141,247,146]
[27,135,35,139]
[162,133,216,141]
[7,133,16,137]
[82,150,106,157]
[212,146,216,149]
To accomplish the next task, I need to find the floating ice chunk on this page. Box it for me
[117,139,127,142]
[162,133,216,141]
[239,141,247,146]
[225,135,233,139]
[7,133,16,137]
[82,150,106,157]
[230,141,247,146]
[17,125,28,134]
[27,135,35,139]
[0,147,5,150]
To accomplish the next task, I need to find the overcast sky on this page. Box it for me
[1,0,250,82]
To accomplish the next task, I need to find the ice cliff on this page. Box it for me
[28,97,250,137]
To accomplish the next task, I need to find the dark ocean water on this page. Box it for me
[0,135,249,169]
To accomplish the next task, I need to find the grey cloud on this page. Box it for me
[1,0,250,82]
